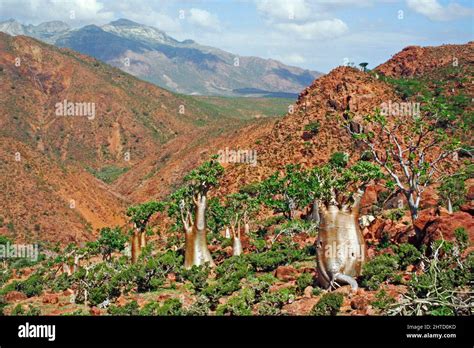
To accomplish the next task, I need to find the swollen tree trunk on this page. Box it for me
[140,231,147,249]
[184,194,214,269]
[307,199,321,225]
[232,221,244,256]
[316,192,366,290]
[233,237,243,256]
[447,198,453,214]
[131,230,141,264]
[225,227,231,239]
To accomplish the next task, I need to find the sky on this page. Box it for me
[0,0,473,72]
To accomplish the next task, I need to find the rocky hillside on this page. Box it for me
[0,32,287,244]
[376,41,474,78]
[0,18,322,97]
[215,41,474,196]
[0,41,472,318]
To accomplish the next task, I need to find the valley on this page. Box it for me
[0,27,472,318]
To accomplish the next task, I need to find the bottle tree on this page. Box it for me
[311,157,384,290]
[126,201,165,263]
[305,152,349,224]
[168,157,224,268]
[223,192,260,256]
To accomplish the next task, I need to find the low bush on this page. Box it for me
[139,298,183,316]
[216,288,255,316]
[360,254,399,290]
[108,300,139,316]
[181,264,211,291]
[15,273,44,297]
[257,287,295,315]
[393,243,421,269]
[390,237,473,316]
[371,289,396,312]
[310,292,343,316]
[296,272,313,294]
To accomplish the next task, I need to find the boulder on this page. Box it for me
[89,307,102,316]
[269,281,296,293]
[274,265,299,281]
[303,286,314,298]
[350,295,369,310]
[5,291,27,302]
[42,293,59,304]
[282,297,320,315]
[416,209,474,245]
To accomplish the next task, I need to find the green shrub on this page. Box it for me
[385,208,404,222]
[139,298,183,316]
[96,226,128,261]
[371,289,395,311]
[310,292,343,316]
[257,287,295,315]
[394,243,421,269]
[246,245,307,272]
[312,287,322,296]
[0,295,6,315]
[0,269,11,288]
[181,264,211,291]
[329,152,349,168]
[215,256,253,284]
[10,304,41,316]
[16,273,43,297]
[304,121,320,135]
[51,273,72,292]
[360,254,399,290]
[454,228,469,251]
[390,239,473,316]
[108,300,139,316]
[183,295,211,316]
[296,273,313,294]
[216,288,255,316]
[132,250,183,292]
[201,281,236,305]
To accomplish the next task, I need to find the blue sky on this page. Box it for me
[1,0,473,72]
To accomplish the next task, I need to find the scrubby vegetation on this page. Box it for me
[1,75,472,315]
[0,148,471,316]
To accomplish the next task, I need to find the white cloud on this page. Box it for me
[276,19,348,40]
[99,1,181,33]
[406,0,474,21]
[256,0,312,21]
[0,0,115,24]
[279,53,306,64]
[188,8,221,31]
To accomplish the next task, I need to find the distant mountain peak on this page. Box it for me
[0,17,322,97]
[181,39,195,45]
[35,20,70,32]
[109,18,141,27]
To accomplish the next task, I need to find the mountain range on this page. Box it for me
[0,18,322,97]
